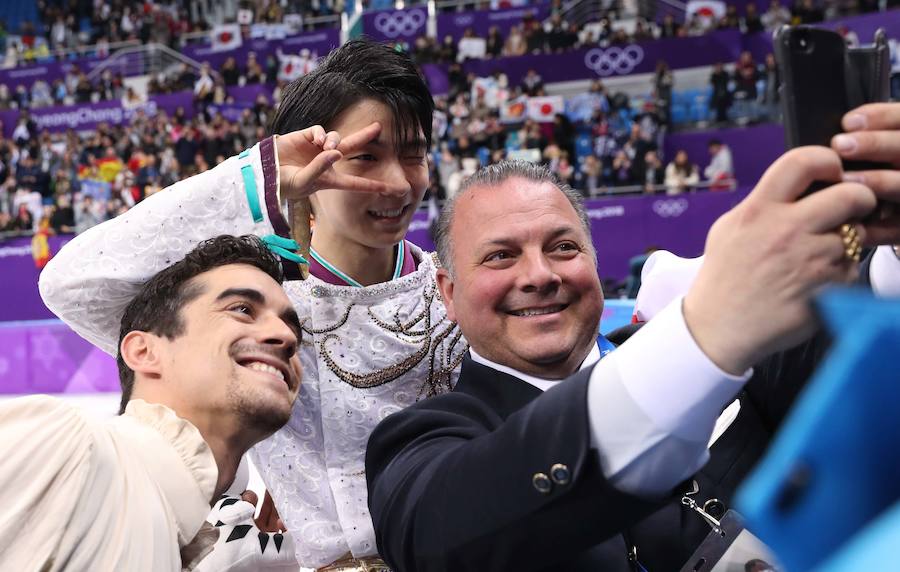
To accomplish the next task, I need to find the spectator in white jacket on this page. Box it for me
[704,139,735,190]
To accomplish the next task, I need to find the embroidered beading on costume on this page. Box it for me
[251,245,467,567]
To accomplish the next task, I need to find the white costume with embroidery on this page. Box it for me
[39,139,467,568]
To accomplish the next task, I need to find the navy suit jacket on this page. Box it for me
[367,325,831,571]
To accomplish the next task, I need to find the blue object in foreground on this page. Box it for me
[736,289,900,571]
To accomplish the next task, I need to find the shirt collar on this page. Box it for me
[469,343,601,392]
[121,400,218,546]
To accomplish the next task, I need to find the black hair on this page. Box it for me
[269,39,434,152]
[116,235,283,414]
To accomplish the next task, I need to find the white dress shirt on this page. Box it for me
[870,246,900,297]
[636,246,900,322]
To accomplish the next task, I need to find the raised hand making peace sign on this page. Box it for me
[275,121,397,201]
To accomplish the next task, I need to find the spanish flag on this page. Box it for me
[32,220,52,269]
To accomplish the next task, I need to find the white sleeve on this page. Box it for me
[588,297,751,497]
[0,396,94,568]
[869,245,900,298]
[633,250,703,322]
[39,139,289,356]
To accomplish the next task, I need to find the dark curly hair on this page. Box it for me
[116,235,283,414]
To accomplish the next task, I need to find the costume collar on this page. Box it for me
[309,241,411,287]
[120,400,217,546]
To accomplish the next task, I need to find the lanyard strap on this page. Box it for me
[597,333,615,357]
[309,241,405,288]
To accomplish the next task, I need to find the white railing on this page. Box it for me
[86,43,207,82]
[558,0,618,28]
[584,178,736,198]
[1,39,142,70]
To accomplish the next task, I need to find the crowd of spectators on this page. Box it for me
[665,0,885,38]
[403,0,887,66]
[0,48,292,112]
[0,66,131,111]
[0,0,885,114]
[0,54,733,242]
[146,52,292,96]
[430,75,726,200]
[3,0,343,67]
[1,0,888,71]
[408,12,586,65]
[707,50,781,126]
[0,93,274,238]
[3,0,892,239]
[4,1,203,66]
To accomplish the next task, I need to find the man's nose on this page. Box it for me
[516,251,562,293]
[259,314,298,357]
[379,161,414,198]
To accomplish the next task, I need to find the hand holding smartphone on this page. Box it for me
[775,25,890,174]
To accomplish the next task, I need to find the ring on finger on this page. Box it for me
[839,223,862,263]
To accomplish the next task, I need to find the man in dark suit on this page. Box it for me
[366,116,900,569]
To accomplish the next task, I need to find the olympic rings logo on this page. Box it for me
[373,9,426,38]
[583,45,645,77]
[454,14,475,27]
[652,198,689,218]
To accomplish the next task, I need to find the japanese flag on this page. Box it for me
[211,24,242,52]
[686,1,726,25]
[527,95,565,123]
[278,52,317,82]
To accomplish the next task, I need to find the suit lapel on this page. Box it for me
[453,354,543,420]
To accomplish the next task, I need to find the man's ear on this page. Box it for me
[435,268,457,323]
[120,331,164,378]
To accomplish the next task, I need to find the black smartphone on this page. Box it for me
[776,26,848,150]
[775,25,890,173]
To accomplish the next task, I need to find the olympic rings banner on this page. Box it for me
[421,6,900,94]
[363,7,428,42]
[423,30,745,93]
[436,3,552,42]
[405,186,750,283]
[0,8,895,93]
